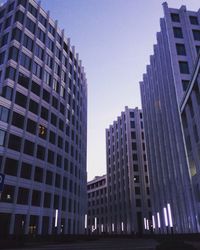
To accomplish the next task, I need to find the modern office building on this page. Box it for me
[106,107,151,234]
[181,53,200,213]
[87,175,108,234]
[0,0,87,236]
[140,2,200,233]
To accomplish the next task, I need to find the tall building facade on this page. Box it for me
[0,0,87,236]
[181,53,200,214]
[106,107,151,234]
[140,2,200,233]
[87,175,108,234]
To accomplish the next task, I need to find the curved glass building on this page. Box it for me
[0,0,87,236]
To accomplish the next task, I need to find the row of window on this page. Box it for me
[173,26,200,41]
[1,184,78,213]
[2,157,80,192]
[171,12,199,25]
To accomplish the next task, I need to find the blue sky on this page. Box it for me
[2,0,199,180]
[33,0,200,181]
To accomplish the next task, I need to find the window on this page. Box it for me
[48,24,55,36]
[12,27,22,42]
[29,99,39,114]
[15,92,27,108]
[173,27,183,38]
[132,142,137,150]
[133,164,138,171]
[41,107,48,120]
[135,187,140,195]
[182,80,189,91]
[47,37,54,52]
[38,125,47,139]
[45,54,53,69]
[48,149,55,164]
[0,51,5,65]
[31,81,40,95]
[28,3,37,17]
[133,154,138,161]
[32,190,41,206]
[35,44,44,60]
[1,33,9,47]
[130,112,134,118]
[44,70,51,86]
[20,162,32,179]
[24,140,34,155]
[2,86,13,100]
[46,171,53,185]
[4,158,18,176]
[18,73,29,89]
[0,106,9,122]
[8,2,14,12]
[8,134,21,151]
[53,79,59,92]
[5,66,16,80]
[130,121,135,128]
[39,14,46,27]
[27,119,37,134]
[136,199,141,207]
[190,16,199,25]
[193,30,200,41]
[196,46,200,54]
[176,43,186,55]
[12,112,24,129]
[34,167,43,182]
[0,9,5,19]
[179,61,190,74]
[26,17,35,33]
[20,52,31,70]
[33,62,42,79]
[131,131,136,139]
[171,13,180,22]
[1,185,15,203]
[15,10,24,24]
[23,34,33,51]
[18,0,27,8]
[0,129,6,146]
[44,193,51,208]
[49,131,56,144]
[4,16,12,29]
[36,145,45,160]
[134,175,139,183]
[52,96,58,109]
[43,89,50,103]
[17,188,29,205]
[51,113,57,126]
[37,27,46,43]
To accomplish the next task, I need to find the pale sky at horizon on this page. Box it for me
[2,0,199,181]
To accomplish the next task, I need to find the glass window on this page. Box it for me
[27,118,37,134]
[20,52,31,70]
[193,30,200,41]
[4,158,18,176]
[20,162,32,179]
[8,2,14,12]
[37,27,46,43]
[34,167,43,182]
[28,3,37,17]
[173,27,183,38]
[0,51,5,65]
[8,134,21,151]
[18,0,27,8]
[17,187,29,205]
[36,145,45,160]
[176,43,186,55]
[0,106,9,122]
[23,34,33,51]
[179,61,190,74]
[31,81,40,95]
[12,112,24,129]
[45,53,53,69]
[0,129,6,146]
[4,16,12,29]
[1,32,9,47]
[39,14,46,27]
[8,46,19,61]
[35,44,44,60]
[15,91,27,108]
[182,80,189,91]
[5,66,16,80]
[18,73,29,89]
[190,16,199,25]
[43,89,50,103]
[33,62,42,79]
[24,140,34,155]
[15,10,24,24]
[26,17,36,34]
[29,99,39,114]
[44,70,51,86]
[12,27,22,42]
[2,86,13,100]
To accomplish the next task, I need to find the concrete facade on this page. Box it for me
[140,3,200,233]
[106,107,151,234]
[87,175,108,234]
[0,0,87,236]
[181,53,200,218]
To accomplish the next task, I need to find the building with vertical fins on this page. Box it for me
[0,0,87,236]
[140,2,200,233]
[181,53,200,216]
[87,175,108,234]
[106,107,151,234]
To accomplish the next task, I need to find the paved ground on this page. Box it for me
[3,238,158,250]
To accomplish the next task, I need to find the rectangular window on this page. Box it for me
[33,62,42,79]
[39,14,46,27]
[26,17,36,33]
[36,145,45,160]
[176,43,186,55]
[24,139,34,155]
[0,129,6,146]
[171,13,180,22]
[29,99,39,114]
[20,52,31,70]
[20,162,32,179]
[193,30,200,41]
[17,188,29,205]
[44,70,51,86]
[173,27,183,38]
[23,34,33,51]
[35,44,44,60]
[28,3,37,17]
[18,73,29,89]
[179,61,190,74]
[15,91,27,108]
[31,81,40,95]
[12,27,22,42]
[15,10,24,24]
[12,112,24,129]
[190,16,199,25]
[8,134,21,151]
[37,27,46,43]
[1,33,9,47]
[0,106,9,123]
[182,80,189,91]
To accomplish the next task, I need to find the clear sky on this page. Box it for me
[2,0,199,180]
